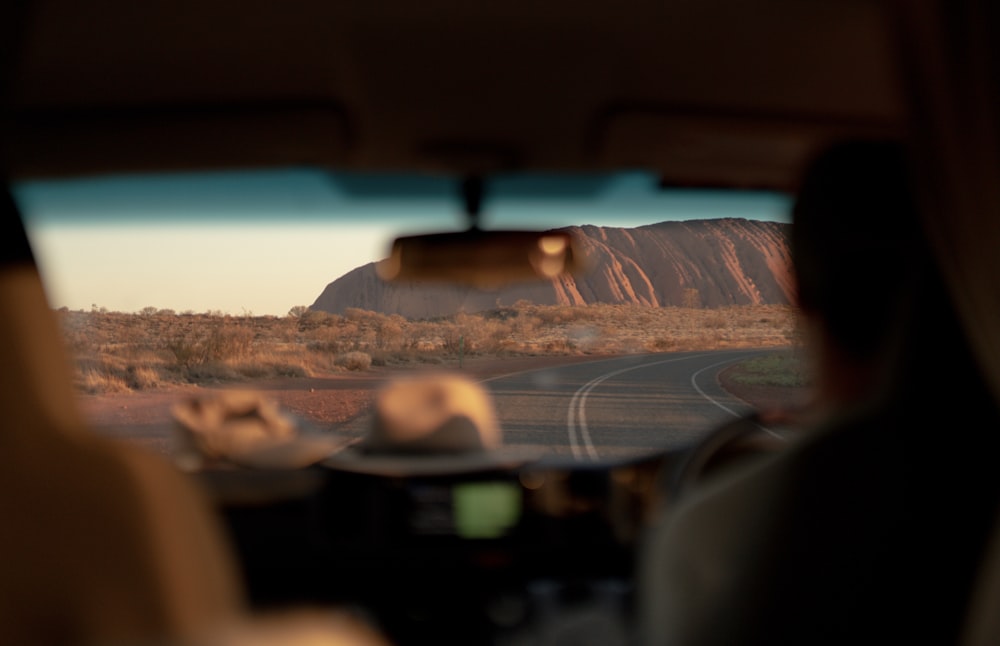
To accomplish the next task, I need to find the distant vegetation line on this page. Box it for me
[59,303,801,394]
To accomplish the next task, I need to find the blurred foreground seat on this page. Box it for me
[0,190,390,646]
[0,189,245,644]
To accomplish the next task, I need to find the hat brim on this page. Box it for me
[321,444,545,477]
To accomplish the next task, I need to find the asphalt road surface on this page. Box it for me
[344,349,784,461]
[481,349,779,460]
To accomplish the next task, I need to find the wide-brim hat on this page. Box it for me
[171,389,349,470]
[322,372,542,477]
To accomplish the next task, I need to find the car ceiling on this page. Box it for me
[3,0,903,190]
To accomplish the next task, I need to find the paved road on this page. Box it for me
[480,349,777,460]
[340,349,783,461]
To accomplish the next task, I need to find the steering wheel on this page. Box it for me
[665,412,791,503]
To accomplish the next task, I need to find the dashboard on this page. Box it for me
[196,450,681,644]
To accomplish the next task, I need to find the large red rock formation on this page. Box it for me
[311,218,793,318]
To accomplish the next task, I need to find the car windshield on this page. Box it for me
[13,168,807,462]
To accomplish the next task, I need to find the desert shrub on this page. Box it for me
[232,363,271,379]
[165,335,203,368]
[345,307,382,323]
[534,305,574,325]
[164,320,254,368]
[466,318,511,354]
[441,325,467,354]
[374,318,406,351]
[304,322,361,353]
[401,321,441,351]
[184,362,240,382]
[305,339,339,353]
[702,311,731,329]
[274,363,309,378]
[297,309,335,330]
[228,360,307,379]
[204,323,254,361]
[336,351,372,371]
[80,369,131,394]
[543,338,577,354]
[512,314,541,337]
[648,337,678,352]
[126,366,160,390]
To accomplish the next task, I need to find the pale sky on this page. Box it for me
[14,169,792,316]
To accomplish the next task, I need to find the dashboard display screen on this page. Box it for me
[408,480,523,539]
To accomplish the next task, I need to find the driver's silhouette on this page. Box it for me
[638,139,1000,645]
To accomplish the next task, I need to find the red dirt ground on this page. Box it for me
[77,353,807,457]
[76,355,607,456]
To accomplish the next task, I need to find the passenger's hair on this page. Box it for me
[790,139,930,361]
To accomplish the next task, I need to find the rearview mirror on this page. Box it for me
[376,229,587,288]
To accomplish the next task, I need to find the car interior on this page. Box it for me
[3,0,1000,645]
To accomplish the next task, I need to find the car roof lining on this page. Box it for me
[5,0,902,188]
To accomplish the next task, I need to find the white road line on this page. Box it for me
[478,350,779,459]
[566,352,722,460]
[690,359,784,440]
[477,355,642,459]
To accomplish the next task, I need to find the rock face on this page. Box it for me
[311,218,794,319]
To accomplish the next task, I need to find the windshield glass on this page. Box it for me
[13,169,808,461]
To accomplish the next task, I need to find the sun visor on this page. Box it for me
[595,109,898,191]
